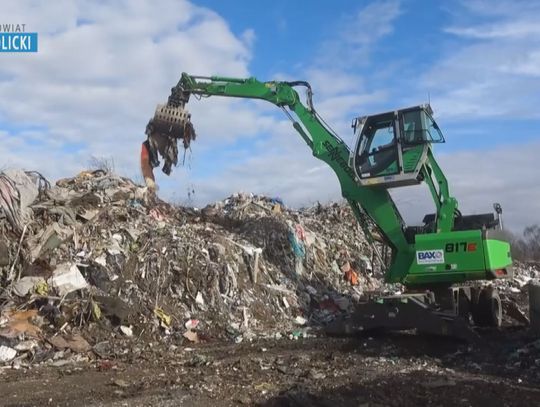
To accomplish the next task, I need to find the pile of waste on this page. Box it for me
[496,261,540,294]
[495,261,540,324]
[0,169,379,366]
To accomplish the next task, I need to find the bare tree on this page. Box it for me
[510,224,540,262]
[88,156,115,174]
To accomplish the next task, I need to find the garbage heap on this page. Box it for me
[0,169,379,364]
[496,261,540,294]
[495,260,540,325]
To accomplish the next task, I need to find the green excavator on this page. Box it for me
[142,73,513,339]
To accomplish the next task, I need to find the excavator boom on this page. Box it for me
[144,73,512,288]
[142,72,515,338]
[150,74,418,284]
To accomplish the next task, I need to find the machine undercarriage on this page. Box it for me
[326,285,503,341]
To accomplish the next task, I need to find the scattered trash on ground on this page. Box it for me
[0,168,384,367]
[0,167,537,390]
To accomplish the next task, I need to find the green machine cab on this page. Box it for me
[351,105,512,288]
[352,104,443,188]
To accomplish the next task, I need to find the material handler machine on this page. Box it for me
[143,73,513,339]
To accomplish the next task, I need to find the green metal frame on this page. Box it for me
[420,149,458,233]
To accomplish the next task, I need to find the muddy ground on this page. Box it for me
[1,328,539,407]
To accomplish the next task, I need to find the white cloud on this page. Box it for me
[391,141,540,231]
[447,0,540,19]
[291,2,401,144]
[1,0,303,212]
[0,0,268,181]
[173,127,540,231]
[445,21,540,40]
[423,0,540,119]
[318,0,401,67]
[182,130,342,208]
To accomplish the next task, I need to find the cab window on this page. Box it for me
[402,109,444,144]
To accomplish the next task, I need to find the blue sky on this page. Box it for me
[197,0,540,148]
[0,0,539,230]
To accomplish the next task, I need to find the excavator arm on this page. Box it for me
[147,73,415,283]
[144,73,512,289]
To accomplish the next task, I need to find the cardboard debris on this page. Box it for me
[0,345,17,363]
[183,330,199,343]
[0,309,42,338]
[12,276,46,297]
[48,334,91,353]
[14,340,39,352]
[49,263,88,296]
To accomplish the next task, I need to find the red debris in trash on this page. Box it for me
[344,269,359,286]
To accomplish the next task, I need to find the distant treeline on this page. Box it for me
[510,224,540,262]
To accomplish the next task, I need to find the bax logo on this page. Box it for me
[0,24,38,53]
[416,249,445,265]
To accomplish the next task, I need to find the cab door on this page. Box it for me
[352,105,444,188]
[355,112,399,179]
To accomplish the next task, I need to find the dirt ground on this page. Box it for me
[1,328,539,407]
